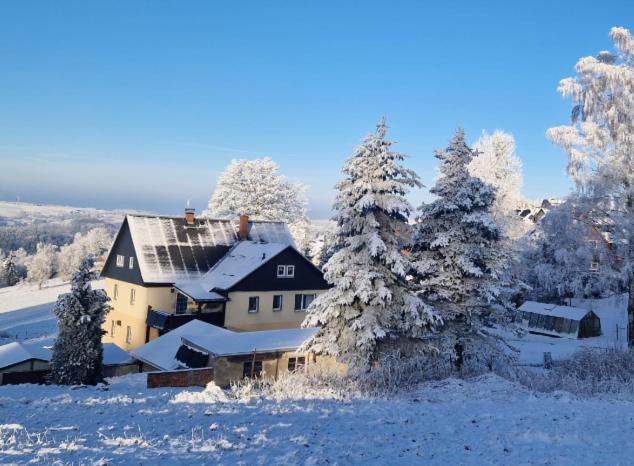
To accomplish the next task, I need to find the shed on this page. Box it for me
[518,301,602,339]
[0,342,52,385]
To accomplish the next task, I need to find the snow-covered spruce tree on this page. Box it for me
[470,130,526,240]
[1,252,21,287]
[547,27,634,311]
[411,129,512,368]
[303,119,440,370]
[50,257,110,385]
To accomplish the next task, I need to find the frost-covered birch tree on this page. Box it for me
[547,26,634,309]
[58,228,112,279]
[411,129,511,365]
[471,130,525,239]
[303,119,440,370]
[50,257,110,385]
[25,243,58,289]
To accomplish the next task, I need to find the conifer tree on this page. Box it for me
[303,119,440,369]
[2,253,20,287]
[50,257,110,385]
[411,129,510,365]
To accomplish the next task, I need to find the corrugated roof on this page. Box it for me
[130,320,234,371]
[185,241,290,293]
[125,215,294,284]
[519,301,592,321]
[0,342,51,369]
[182,327,319,357]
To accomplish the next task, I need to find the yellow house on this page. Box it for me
[100,210,329,351]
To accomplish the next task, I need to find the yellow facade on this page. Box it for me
[102,278,176,351]
[224,290,326,331]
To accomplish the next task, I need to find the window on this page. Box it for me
[110,320,116,337]
[113,284,118,301]
[125,326,132,344]
[294,294,316,311]
[129,257,134,269]
[272,295,283,311]
[243,360,263,378]
[588,240,599,250]
[248,296,259,313]
[287,356,306,372]
[116,255,125,267]
[590,261,600,272]
[277,265,295,278]
[176,293,188,314]
[130,288,136,305]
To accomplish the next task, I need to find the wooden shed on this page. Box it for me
[518,301,602,339]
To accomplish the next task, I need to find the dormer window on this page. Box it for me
[129,257,134,269]
[277,265,295,278]
[116,255,124,268]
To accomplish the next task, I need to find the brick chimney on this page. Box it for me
[185,207,196,225]
[239,214,249,240]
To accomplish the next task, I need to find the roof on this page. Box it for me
[174,282,227,302]
[103,343,135,366]
[124,214,295,284]
[130,320,234,371]
[0,342,52,369]
[177,241,290,296]
[182,327,319,357]
[519,301,593,321]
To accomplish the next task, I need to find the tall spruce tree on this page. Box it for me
[303,119,440,370]
[2,253,20,287]
[51,257,110,385]
[411,129,510,365]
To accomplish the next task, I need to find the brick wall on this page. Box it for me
[147,367,214,389]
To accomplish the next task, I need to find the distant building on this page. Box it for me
[518,301,602,339]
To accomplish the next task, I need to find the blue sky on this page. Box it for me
[0,1,632,218]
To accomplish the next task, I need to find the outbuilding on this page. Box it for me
[0,342,51,385]
[518,301,602,339]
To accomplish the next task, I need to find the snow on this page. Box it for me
[191,241,290,293]
[0,341,51,369]
[184,327,320,357]
[2,373,634,463]
[130,320,234,371]
[173,282,227,302]
[518,301,592,320]
[103,343,134,366]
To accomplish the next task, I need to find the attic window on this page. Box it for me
[129,257,134,269]
[116,255,124,268]
[277,265,295,278]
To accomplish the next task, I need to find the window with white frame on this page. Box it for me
[294,294,315,311]
[113,284,118,300]
[287,356,306,372]
[125,326,132,344]
[590,261,600,272]
[129,257,134,269]
[248,296,259,313]
[272,294,283,311]
[116,255,125,267]
[130,288,136,305]
[277,265,295,278]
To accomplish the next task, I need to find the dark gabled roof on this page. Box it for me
[106,214,295,285]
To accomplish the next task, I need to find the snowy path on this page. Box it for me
[1,374,633,465]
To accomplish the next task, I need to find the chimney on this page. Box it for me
[239,214,249,240]
[185,207,196,225]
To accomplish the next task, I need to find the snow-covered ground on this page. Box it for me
[0,279,103,346]
[2,373,634,464]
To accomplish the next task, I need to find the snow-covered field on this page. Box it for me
[2,282,634,464]
[0,200,131,228]
[2,373,634,464]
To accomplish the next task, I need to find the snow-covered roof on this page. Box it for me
[0,342,52,370]
[174,283,227,302]
[177,241,290,295]
[130,320,234,371]
[125,215,295,284]
[182,327,319,357]
[519,301,592,321]
[103,343,135,366]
